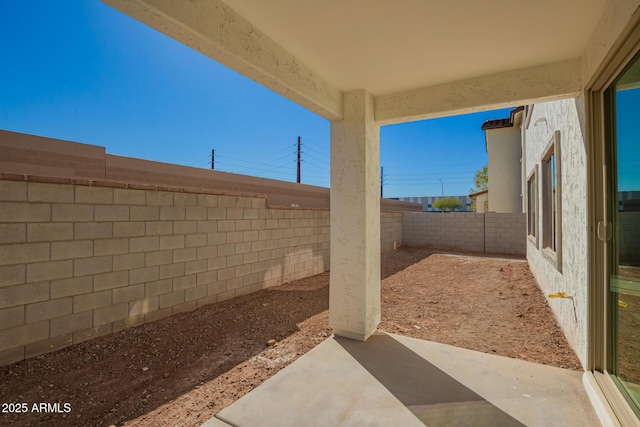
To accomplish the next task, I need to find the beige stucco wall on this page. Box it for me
[329,90,381,341]
[487,127,522,213]
[475,192,488,213]
[581,0,640,89]
[524,98,588,368]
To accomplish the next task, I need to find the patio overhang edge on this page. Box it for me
[374,58,582,125]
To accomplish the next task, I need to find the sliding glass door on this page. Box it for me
[605,51,640,418]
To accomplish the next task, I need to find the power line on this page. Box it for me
[302,163,329,173]
[188,153,212,167]
[385,170,476,177]
[385,177,473,182]
[215,159,295,175]
[217,151,296,167]
[382,163,482,170]
[383,181,474,187]
[301,172,329,179]
[218,142,297,159]
[398,176,472,181]
[300,140,330,159]
[302,152,330,167]
[263,159,298,174]
[300,136,328,149]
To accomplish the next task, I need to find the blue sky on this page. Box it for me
[0,1,513,198]
[616,88,640,193]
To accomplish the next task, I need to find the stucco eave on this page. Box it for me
[374,59,582,125]
[581,0,640,89]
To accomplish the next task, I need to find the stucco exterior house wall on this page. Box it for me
[487,127,522,213]
[475,192,488,213]
[469,190,488,213]
[524,98,588,368]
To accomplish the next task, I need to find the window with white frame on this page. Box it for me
[541,131,562,270]
[527,167,537,240]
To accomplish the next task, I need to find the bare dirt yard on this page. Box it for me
[0,247,581,427]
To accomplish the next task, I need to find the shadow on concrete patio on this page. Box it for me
[213,332,599,427]
[335,333,524,426]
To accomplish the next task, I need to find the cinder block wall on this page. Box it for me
[381,211,403,252]
[402,212,485,252]
[0,176,330,366]
[0,172,526,365]
[106,154,333,209]
[402,212,525,255]
[619,212,640,266]
[484,212,526,255]
[0,129,421,212]
[0,130,106,180]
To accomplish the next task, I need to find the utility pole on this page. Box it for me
[297,136,301,183]
[211,149,215,170]
[380,166,383,198]
[437,178,443,196]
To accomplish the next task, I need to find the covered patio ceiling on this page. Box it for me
[102,0,608,123]
[222,0,605,96]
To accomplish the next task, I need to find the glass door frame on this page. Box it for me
[587,13,640,426]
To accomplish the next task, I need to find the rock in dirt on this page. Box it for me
[266,339,276,347]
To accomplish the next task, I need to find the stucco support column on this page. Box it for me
[329,90,381,341]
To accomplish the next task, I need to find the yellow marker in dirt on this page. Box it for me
[619,300,628,308]
[548,292,572,299]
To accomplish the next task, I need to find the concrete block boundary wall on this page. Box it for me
[0,173,523,366]
[0,131,523,365]
[0,173,334,366]
[0,129,420,212]
[0,130,415,366]
[402,211,526,255]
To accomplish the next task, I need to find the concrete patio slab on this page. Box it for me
[200,417,233,427]
[209,332,600,426]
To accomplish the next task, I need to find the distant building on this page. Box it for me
[392,195,472,212]
[481,106,524,213]
[619,190,640,212]
[469,188,489,213]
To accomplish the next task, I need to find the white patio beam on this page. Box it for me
[375,59,582,125]
[330,90,381,341]
[102,0,343,121]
